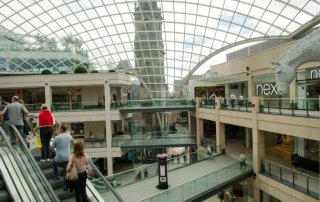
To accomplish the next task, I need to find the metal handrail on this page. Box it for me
[70,139,124,202]
[0,122,59,201]
[262,159,319,181]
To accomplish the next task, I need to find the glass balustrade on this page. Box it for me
[121,99,195,109]
[112,135,196,147]
[219,98,252,112]
[51,102,106,112]
[90,150,216,190]
[25,103,42,113]
[138,157,253,202]
[261,159,319,199]
[261,98,320,117]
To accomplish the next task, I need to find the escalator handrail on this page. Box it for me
[0,121,60,202]
[0,125,43,201]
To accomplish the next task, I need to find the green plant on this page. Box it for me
[41,69,52,74]
[108,69,116,72]
[74,66,88,73]
[59,71,67,74]
[90,70,99,73]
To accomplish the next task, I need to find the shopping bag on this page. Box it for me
[65,163,78,181]
[29,135,37,150]
[29,132,42,150]
[35,133,42,148]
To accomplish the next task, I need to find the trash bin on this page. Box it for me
[156,153,168,189]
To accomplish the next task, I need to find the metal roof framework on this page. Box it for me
[0,0,319,97]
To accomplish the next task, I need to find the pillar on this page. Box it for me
[216,122,225,154]
[215,97,225,153]
[247,73,253,99]
[295,137,305,157]
[188,111,191,134]
[251,97,265,201]
[245,127,252,148]
[196,117,203,146]
[44,84,52,110]
[104,81,113,175]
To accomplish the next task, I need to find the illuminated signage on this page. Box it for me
[310,69,320,79]
[256,83,278,96]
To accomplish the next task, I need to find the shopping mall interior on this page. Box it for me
[0,1,319,202]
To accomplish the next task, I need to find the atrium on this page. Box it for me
[0,1,319,202]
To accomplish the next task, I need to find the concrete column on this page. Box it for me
[188,111,191,134]
[247,74,253,98]
[295,137,305,157]
[245,127,252,148]
[225,84,230,105]
[121,117,125,132]
[289,78,296,98]
[251,97,264,202]
[216,122,225,153]
[44,84,52,110]
[215,97,225,153]
[104,82,113,175]
[196,117,203,146]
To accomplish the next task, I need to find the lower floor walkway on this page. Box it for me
[111,155,246,202]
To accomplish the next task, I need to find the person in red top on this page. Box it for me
[34,103,55,162]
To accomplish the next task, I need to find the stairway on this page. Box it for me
[273,141,294,155]
[33,152,75,201]
[0,175,11,202]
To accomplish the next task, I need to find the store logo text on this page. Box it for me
[256,83,278,96]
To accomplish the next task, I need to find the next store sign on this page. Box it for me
[256,83,278,96]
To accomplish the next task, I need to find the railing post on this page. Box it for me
[292,172,295,187]
[306,100,309,117]
[280,167,282,181]
[291,100,295,116]
[279,99,282,115]
[245,100,248,112]
[307,177,309,193]
[267,99,270,113]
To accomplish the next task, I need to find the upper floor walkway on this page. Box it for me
[24,97,320,119]
[84,133,196,149]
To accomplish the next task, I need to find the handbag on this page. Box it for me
[66,162,78,181]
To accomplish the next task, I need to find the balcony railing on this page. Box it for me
[220,98,252,112]
[90,150,214,190]
[120,99,195,110]
[112,134,197,148]
[51,102,105,112]
[261,98,320,117]
[261,159,319,199]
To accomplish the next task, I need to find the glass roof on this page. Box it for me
[0,0,319,97]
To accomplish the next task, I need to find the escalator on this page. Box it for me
[0,174,10,201]
[0,121,59,201]
[2,117,124,202]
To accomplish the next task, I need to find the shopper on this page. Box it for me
[51,125,73,191]
[0,96,28,141]
[34,104,55,162]
[67,142,89,202]
[240,152,247,171]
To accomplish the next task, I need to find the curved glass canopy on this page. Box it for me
[0,0,319,98]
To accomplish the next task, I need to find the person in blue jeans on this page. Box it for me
[51,125,73,190]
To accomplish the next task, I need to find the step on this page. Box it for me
[0,190,10,202]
